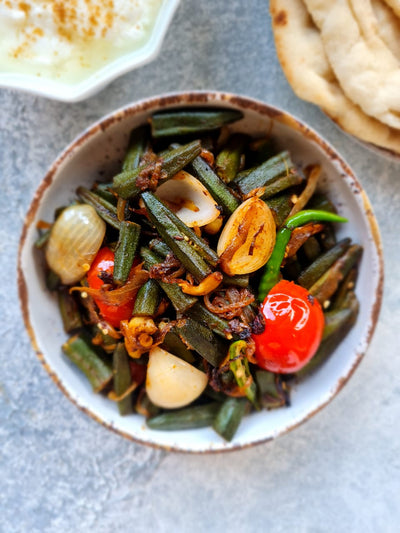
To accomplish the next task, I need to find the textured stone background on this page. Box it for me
[1,1,399,532]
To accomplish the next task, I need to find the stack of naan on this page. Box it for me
[270,0,400,155]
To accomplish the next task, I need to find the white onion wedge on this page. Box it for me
[45,204,106,285]
[155,170,220,227]
[146,346,208,409]
[217,197,276,276]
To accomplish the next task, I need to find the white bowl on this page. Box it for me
[0,1,180,102]
[18,92,384,452]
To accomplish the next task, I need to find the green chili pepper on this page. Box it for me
[229,340,257,406]
[258,209,348,301]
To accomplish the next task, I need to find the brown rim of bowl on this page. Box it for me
[17,91,384,453]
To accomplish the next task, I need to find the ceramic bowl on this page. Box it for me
[18,92,384,452]
[0,1,180,102]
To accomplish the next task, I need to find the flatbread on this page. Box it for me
[302,0,400,129]
[382,0,400,18]
[371,0,400,61]
[270,0,400,154]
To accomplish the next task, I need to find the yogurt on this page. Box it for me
[0,0,163,84]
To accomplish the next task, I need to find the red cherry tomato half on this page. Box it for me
[252,280,324,373]
[87,247,137,328]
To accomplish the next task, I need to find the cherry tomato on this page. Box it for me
[252,280,324,373]
[87,247,136,328]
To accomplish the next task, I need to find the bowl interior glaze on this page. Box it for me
[18,92,383,452]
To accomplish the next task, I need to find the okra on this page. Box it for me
[319,225,337,251]
[161,330,195,363]
[58,288,83,333]
[212,397,249,441]
[246,137,276,166]
[62,335,113,392]
[297,296,359,378]
[174,318,227,367]
[297,238,351,289]
[113,221,141,285]
[147,403,220,430]
[122,124,149,171]
[113,140,202,199]
[322,303,359,341]
[331,268,358,310]
[302,236,321,263]
[265,193,293,228]
[148,238,171,258]
[46,269,61,291]
[150,109,243,138]
[93,183,117,205]
[262,172,304,199]
[140,247,197,313]
[189,155,239,214]
[133,279,160,317]
[185,302,231,339]
[113,343,134,415]
[309,244,363,304]
[141,192,218,266]
[34,228,51,249]
[77,186,120,229]
[141,192,213,280]
[306,193,337,214]
[235,151,299,196]
[222,273,250,288]
[255,370,290,409]
[215,133,247,183]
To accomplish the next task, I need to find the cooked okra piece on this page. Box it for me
[113,343,134,415]
[133,279,160,317]
[215,133,248,183]
[297,238,352,289]
[62,335,113,392]
[262,172,304,199]
[175,318,228,367]
[58,288,83,333]
[142,192,218,266]
[185,302,231,339]
[150,109,243,138]
[235,150,300,195]
[148,238,171,258]
[77,186,120,229]
[297,296,359,378]
[265,193,294,227]
[140,247,197,313]
[331,268,358,310]
[113,221,141,285]
[141,192,213,281]
[113,140,202,199]
[212,397,249,441]
[161,330,196,363]
[309,244,363,304]
[255,370,290,409]
[147,402,221,430]
[189,155,240,214]
[122,124,149,171]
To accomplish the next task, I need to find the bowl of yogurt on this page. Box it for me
[0,0,180,102]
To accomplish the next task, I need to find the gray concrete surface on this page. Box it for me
[1,1,399,532]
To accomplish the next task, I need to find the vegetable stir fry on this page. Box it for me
[36,108,362,441]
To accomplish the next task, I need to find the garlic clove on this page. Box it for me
[45,204,106,285]
[146,346,208,409]
[217,197,276,276]
[155,170,220,227]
